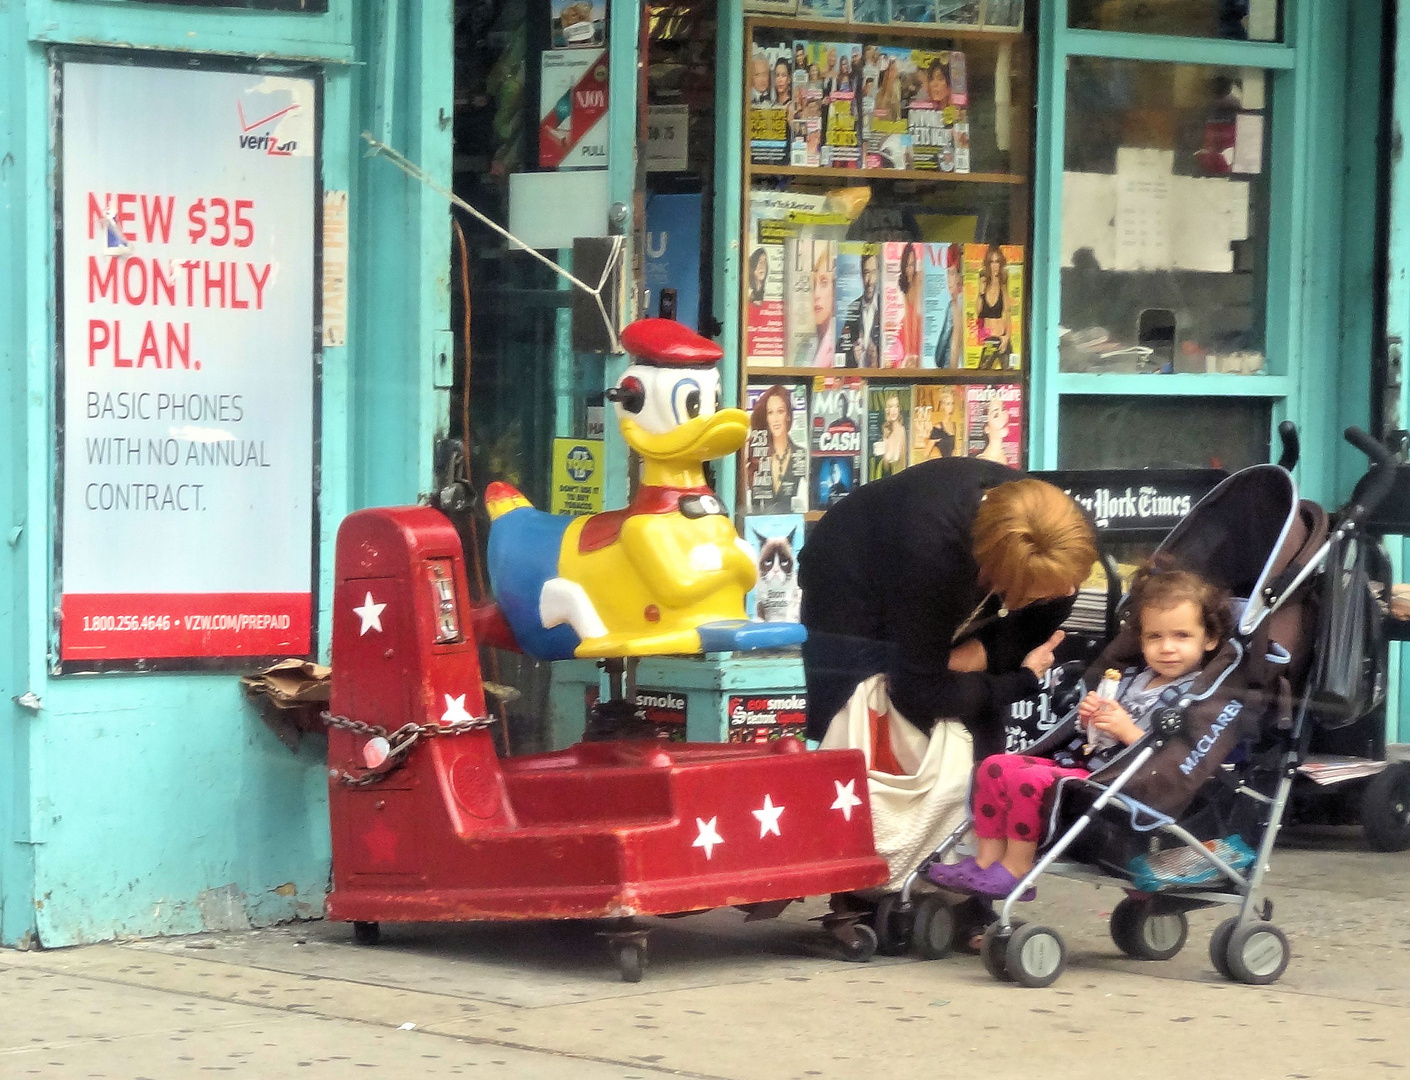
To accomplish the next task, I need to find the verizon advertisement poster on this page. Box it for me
[59,62,317,664]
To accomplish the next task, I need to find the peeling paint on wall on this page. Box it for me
[196,884,253,933]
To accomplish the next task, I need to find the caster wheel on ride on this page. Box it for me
[614,942,647,983]
[352,921,380,946]
[1361,763,1410,852]
[1005,924,1067,988]
[838,922,879,963]
[979,919,1023,982]
[872,894,913,956]
[912,895,955,960]
[1223,920,1290,985]
[1110,896,1189,961]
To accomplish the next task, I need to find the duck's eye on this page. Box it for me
[607,375,645,414]
[671,378,702,423]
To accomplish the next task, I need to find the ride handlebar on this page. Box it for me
[1344,426,1398,524]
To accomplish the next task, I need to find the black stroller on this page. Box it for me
[884,427,1398,988]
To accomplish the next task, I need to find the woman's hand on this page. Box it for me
[948,638,987,673]
[1021,630,1064,679]
[1080,694,1143,745]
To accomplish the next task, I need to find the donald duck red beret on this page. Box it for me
[621,318,724,367]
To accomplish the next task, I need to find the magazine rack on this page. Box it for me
[737,12,1033,526]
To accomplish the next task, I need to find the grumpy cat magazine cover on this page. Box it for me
[743,513,805,622]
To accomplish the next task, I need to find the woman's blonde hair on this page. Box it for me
[972,479,1097,604]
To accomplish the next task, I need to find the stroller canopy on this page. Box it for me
[1152,465,1311,636]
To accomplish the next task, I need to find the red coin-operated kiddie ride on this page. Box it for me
[325,319,887,981]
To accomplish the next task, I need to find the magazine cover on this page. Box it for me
[867,384,911,481]
[907,50,969,173]
[963,243,1025,369]
[850,0,887,21]
[742,513,806,621]
[749,36,794,166]
[810,376,864,509]
[790,43,826,167]
[965,383,1023,467]
[550,0,606,48]
[982,0,1024,30]
[862,45,912,169]
[746,381,811,513]
[882,241,926,368]
[911,383,968,461]
[745,190,828,367]
[921,243,965,368]
[935,0,982,26]
[785,234,838,366]
[823,43,862,168]
[798,0,847,17]
[835,242,882,368]
[889,0,937,25]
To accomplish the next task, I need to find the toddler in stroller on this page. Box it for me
[885,427,1398,989]
[927,563,1235,904]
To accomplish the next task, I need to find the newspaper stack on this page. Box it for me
[1296,755,1388,787]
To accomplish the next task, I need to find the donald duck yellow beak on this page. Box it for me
[619,408,749,464]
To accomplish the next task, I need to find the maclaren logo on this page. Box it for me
[237,100,300,157]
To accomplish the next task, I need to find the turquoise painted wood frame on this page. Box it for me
[1030,0,1378,510]
[0,0,451,946]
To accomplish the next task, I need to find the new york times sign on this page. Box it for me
[1033,469,1224,535]
[129,0,328,9]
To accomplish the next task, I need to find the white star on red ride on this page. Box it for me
[752,795,785,838]
[441,693,473,725]
[692,816,723,859]
[352,591,386,635]
[831,779,863,821]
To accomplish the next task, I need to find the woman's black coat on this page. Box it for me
[798,456,1075,757]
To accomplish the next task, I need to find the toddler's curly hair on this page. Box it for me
[1125,557,1232,643]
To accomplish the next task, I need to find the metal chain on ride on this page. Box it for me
[320,710,496,787]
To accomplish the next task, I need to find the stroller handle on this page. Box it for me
[1344,426,1398,524]
[1276,421,1300,471]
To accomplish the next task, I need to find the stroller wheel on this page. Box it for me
[1110,897,1188,961]
[1360,763,1410,852]
[1225,920,1290,985]
[873,893,912,956]
[912,895,954,960]
[979,919,1023,982]
[1209,916,1238,979]
[1005,924,1067,989]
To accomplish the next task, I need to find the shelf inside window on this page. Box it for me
[749,164,1026,185]
[747,14,1026,47]
[1056,373,1290,397]
[747,366,1021,381]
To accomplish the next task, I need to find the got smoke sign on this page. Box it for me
[58,61,317,664]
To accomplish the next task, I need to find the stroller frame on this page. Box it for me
[883,426,1399,988]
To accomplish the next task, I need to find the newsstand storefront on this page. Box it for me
[0,0,1404,946]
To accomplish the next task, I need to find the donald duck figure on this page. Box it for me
[484,319,807,661]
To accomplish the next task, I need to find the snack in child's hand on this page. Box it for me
[1084,668,1121,754]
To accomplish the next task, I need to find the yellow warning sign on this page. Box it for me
[550,438,604,516]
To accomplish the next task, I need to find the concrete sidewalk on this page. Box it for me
[4,831,1409,1079]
